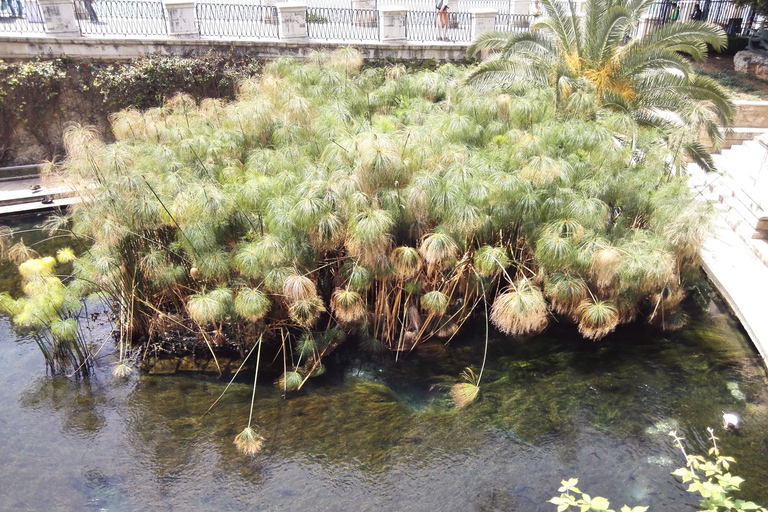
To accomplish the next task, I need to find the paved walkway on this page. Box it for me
[700,216,768,365]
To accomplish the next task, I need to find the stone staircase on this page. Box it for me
[687,134,768,265]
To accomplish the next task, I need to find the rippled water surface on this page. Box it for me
[1,215,767,511]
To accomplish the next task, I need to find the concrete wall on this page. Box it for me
[0,35,474,62]
[734,100,768,129]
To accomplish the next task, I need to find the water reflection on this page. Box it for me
[0,292,767,510]
[20,376,108,438]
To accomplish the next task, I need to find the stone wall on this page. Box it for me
[0,35,474,62]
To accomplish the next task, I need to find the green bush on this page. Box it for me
[0,53,262,160]
[92,52,261,110]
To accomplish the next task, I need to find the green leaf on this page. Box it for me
[589,496,610,510]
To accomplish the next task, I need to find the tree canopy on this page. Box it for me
[467,0,735,171]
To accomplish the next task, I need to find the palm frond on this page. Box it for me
[451,382,480,408]
[234,426,265,455]
[391,246,422,280]
[278,371,303,392]
[420,232,459,268]
[283,273,317,303]
[289,296,325,328]
[234,287,271,322]
[473,245,511,277]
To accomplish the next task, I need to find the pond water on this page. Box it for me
[1,214,767,511]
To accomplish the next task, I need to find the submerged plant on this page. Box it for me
[234,335,265,456]
[451,368,481,409]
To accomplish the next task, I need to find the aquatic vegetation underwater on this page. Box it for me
[1,288,766,511]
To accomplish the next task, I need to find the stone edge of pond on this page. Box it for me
[700,215,768,368]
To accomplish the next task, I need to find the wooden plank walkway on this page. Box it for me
[0,175,79,214]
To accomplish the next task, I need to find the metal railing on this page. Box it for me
[456,0,511,13]
[1,0,761,43]
[638,0,757,37]
[197,3,278,39]
[494,12,533,32]
[406,10,472,42]
[0,0,44,34]
[379,0,513,12]
[306,7,379,41]
[74,0,167,36]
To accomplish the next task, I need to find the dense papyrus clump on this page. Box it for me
[1,48,712,382]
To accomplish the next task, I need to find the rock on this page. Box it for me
[177,355,200,372]
[734,50,768,80]
[147,357,180,375]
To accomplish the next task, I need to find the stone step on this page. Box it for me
[709,156,767,217]
[688,152,767,262]
[698,174,764,220]
[0,195,81,216]
[705,127,768,151]
[719,145,765,178]
[0,174,80,216]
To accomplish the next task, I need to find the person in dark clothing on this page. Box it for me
[691,3,702,20]
[83,0,99,22]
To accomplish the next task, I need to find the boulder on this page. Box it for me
[734,50,768,80]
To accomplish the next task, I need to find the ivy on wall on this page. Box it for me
[0,52,262,162]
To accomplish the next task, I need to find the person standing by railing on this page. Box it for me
[83,0,99,22]
[436,0,449,41]
[1,0,22,17]
[669,1,679,22]
[530,0,541,27]
[691,3,702,20]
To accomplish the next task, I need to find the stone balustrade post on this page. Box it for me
[509,0,529,16]
[352,0,378,27]
[508,0,531,30]
[353,0,376,10]
[164,0,199,38]
[277,2,308,41]
[37,0,81,37]
[471,8,497,40]
[261,0,277,23]
[379,6,406,43]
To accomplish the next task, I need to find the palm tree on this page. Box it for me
[467,0,735,170]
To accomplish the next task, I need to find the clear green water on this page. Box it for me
[1,215,767,511]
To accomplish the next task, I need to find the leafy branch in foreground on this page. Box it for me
[549,478,647,512]
[670,428,768,512]
[550,429,767,512]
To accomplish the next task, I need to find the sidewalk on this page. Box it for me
[700,216,768,366]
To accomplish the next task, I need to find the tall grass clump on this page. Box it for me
[1,48,711,382]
